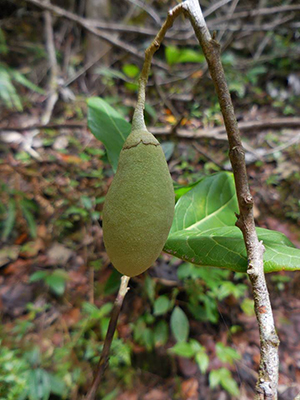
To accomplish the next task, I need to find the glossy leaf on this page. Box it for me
[165,172,300,273]
[170,172,238,235]
[165,225,300,273]
[87,97,131,172]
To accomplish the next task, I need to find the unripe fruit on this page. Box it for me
[103,129,175,277]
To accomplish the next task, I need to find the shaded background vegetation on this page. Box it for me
[0,0,300,399]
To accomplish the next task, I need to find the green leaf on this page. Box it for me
[170,306,189,343]
[144,275,156,304]
[20,200,37,238]
[240,298,255,316]
[189,339,203,353]
[218,368,240,396]
[87,97,131,172]
[174,179,202,202]
[169,342,194,358]
[153,296,170,316]
[177,263,194,279]
[11,70,45,95]
[229,81,246,98]
[165,46,205,66]
[82,301,113,319]
[164,172,300,273]
[0,65,22,110]
[0,28,8,54]
[104,270,122,295]
[195,351,209,373]
[2,199,16,241]
[28,368,51,400]
[154,320,168,347]
[209,369,221,389]
[98,303,114,318]
[95,67,128,81]
[216,343,240,365]
[142,328,154,351]
[165,225,300,273]
[122,64,140,78]
[165,46,180,66]
[216,281,246,300]
[177,48,205,64]
[45,271,68,296]
[189,339,209,373]
[48,374,66,396]
[169,172,238,235]
[221,376,239,397]
[161,142,175,161]
[29,271,48,283]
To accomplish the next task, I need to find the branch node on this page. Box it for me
[242,194,253,207]
[235,218,242,230]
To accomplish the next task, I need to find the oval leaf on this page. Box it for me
[153,296,170,316]
[154,320,169,347]
[165,172,300,273]
[170,306,189,343]
[170,172,238,235]
[87,97,131,172]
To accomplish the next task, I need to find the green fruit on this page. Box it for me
[103,129,175,277]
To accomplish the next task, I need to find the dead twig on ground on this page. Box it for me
[193,141,225,169]
[2,117,300,136]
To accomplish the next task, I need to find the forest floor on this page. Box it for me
[1,1,300,399]
[1,103,300,399]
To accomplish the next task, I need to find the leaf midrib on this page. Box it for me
[183,194,236,232]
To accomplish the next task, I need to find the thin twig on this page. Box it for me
[1,116,300,134]
[203,0,232,18]
[153,73,181,120]
[183,0,279,398]
[193,141,225,169]
[126,0,161,25]
[24,0,169,71]
[61,18,298,38]
[42,0,59,125]
[208,4,300,25]
[132,3,184,131]
[84,275,130,400]
[217,0,240,43]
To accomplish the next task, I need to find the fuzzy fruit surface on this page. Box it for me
[103,129,175,277]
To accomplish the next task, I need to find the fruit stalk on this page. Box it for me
[132,3,184,132]
[84,275,130,400]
